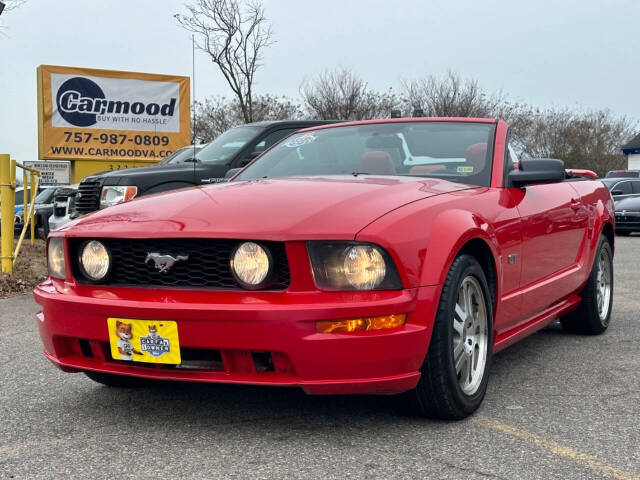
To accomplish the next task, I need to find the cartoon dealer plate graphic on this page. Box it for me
[107,318,181,364]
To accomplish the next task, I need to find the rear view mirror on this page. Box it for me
[508,158,565,187]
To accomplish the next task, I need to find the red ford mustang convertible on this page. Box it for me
[35,118,615,419]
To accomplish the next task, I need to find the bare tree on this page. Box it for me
[2,0,26,11]
[514,108,636,176]
[301,68,398,120]
[0,0,26,31]
[176,0,273,123]
[192,97,238,143]
[250,93,302,123]
[192,94,302,143]
[401,71,512,118]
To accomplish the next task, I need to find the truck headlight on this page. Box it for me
[100,186,138,209]
[78,240,111,282]
[47,237,66,279]
[230,242,273,289]
[307,242,402,290]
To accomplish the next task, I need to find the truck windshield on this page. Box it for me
[196,126,263,164]
[160,146,202,165]
[235,122,496,187]
[34,188,56,204]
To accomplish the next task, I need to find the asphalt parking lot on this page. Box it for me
[1,236,639,479]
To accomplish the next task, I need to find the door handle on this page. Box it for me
[570,198,581,211]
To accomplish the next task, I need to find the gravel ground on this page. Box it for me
[0,239,46,298]
[0,236,638,479]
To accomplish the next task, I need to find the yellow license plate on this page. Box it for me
[107,318,181,365]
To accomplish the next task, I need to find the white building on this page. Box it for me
[622,133,640,170]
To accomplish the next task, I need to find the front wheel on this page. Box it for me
[405,254,493,420]
[560,234,613,335]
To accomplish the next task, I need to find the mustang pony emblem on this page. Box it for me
[145,252,189,273]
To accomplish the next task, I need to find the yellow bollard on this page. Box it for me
[30,173,36,244]
[23,170,27,227]
[0,154,15,274]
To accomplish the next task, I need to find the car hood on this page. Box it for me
[61,176,475,240]
[614,196,640,211]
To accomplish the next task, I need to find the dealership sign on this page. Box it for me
[23,160,71,186]
[37,65,190,162]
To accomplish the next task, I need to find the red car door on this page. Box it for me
[515,181,589,319]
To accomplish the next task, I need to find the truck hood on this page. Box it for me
[87,163,194,185]
[61,176,474,240]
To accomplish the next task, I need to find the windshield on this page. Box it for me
[160,146,202,165]
[35,188,56,204]
[235,122,496,187]
[196,126,263,164]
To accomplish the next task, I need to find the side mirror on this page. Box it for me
[224,168,242,180]
[611,189,623,196]
[508,158,565,187]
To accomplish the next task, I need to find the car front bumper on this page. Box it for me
[615,213,640,232]
[34,281,440,395]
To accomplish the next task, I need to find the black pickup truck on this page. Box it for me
[74,120,332,215]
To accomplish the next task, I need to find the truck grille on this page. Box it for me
[70,238,290,290]
[53,202,67,217]
[75,181,102,214]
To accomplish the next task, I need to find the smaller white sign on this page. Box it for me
[24,160,71,186]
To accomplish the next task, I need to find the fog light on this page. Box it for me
[79,240,111,281]
[230,241,272,288]
[316,314,406,333]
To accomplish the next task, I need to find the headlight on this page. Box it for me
[230,242,272,289]
[78,240,111,282]
[307,242,402,290]
[100,186,138,209]
[47,237,66,279]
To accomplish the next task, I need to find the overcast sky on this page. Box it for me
[1,0,638,164]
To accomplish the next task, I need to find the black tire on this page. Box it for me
[84,371,150,387]
[404,254,493,420]
[560,234,613,335]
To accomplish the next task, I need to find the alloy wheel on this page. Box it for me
[452,276,489,395]
[596,247,612,324]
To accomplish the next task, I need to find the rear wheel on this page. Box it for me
[560,234,613,335]
[84,371,150,387]
[405,254,493,420]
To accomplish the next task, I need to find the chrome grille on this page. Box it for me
[74,180,102,214]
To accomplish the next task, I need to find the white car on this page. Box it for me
[48,185,78,231]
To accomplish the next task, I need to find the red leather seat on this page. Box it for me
[464,143,488,174]
[409,165,446,174]
[360,151,396,175]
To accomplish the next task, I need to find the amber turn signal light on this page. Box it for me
[316,314,406,333]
